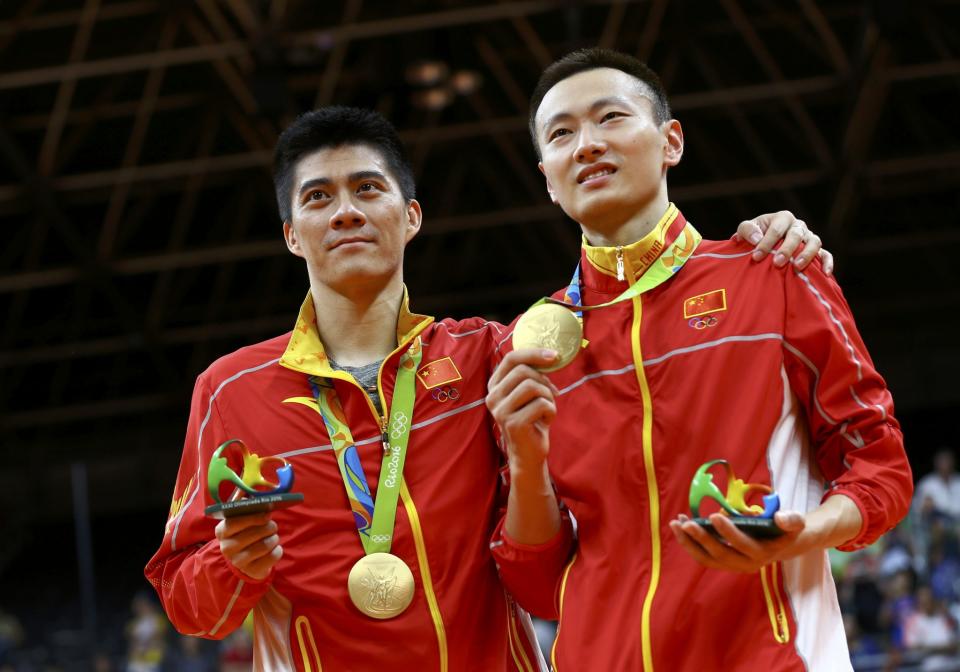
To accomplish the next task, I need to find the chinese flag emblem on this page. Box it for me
[683,289,727,318]
[417,357,462,389]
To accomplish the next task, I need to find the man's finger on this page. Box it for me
[244,545,284,580]
[751,212,793,259]
[503,397,557,433]
[669,521,721,569]
[491,378,556,424]
[736,220,763,246]
[222,521,278,552]
[216,513,275,540]
[791,233,822,270]
[488,348,557,389]
[708,514,765,557]
[487,360,557,409]
[772,221,807,267]
[773,511,806,533]
[819,249,834,275]
[228,533,281,568]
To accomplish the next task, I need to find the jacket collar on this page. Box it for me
[279,285,434,378]
[579,203,694,292]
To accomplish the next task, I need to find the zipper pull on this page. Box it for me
[616,246,625,281]
[380,417,390,453]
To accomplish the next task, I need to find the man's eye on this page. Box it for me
[358,183,376,192]
[549,128,571,141]
[601,111,624,122]
[308,191,325,201]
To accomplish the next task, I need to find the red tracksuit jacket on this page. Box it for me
[145,291,570,671]
[492,205,912,672]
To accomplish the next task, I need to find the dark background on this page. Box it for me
[0,0,958,660]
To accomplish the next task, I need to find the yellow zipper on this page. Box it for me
[294,615,323,671]
[504,593,534,672]
[400,479,448,672]
[327,339,449,671]
[632,294,661,672]
[550,552,578,671]
[760,562,791,644]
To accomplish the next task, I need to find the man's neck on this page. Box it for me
[309,276,404,367]
[580,192,670,248]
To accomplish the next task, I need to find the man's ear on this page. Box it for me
[663,119,684,168]
[283,220,304,258]
[404,199,423,243]
[539,162,558,205]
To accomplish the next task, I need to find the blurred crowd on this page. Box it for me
[833,447,960,671]
[0,592,253,672]
[1,449,957,671]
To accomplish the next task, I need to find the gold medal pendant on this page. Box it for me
[512,303,583,372]
[347,552,415,619]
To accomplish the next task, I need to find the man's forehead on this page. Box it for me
[537,68,655,125]
[295,143,389,182]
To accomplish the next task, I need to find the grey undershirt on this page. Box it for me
[329,359,384,414]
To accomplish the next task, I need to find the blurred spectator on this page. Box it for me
[162,635,216,672]
[883,568,917,650]
[93,651,115,672]
[124,592,167,672]
[915,448,960,521]
[0,609,23,666]
[845,611,884,669]
[929,542,960,604]
[903,584,960,670]
[220,622,253,672]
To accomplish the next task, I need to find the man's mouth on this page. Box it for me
[330,237,374,249]
[577,166,617,184]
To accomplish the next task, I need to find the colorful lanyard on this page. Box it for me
[308,339,422,555]
[544,222,702,314]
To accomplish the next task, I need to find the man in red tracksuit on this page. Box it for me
[487,49,912,671]
[145,107,556,671]
[145,106,825,669]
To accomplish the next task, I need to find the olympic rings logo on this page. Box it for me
[688,315,719,330]
[389,412,409,440]
[431,386,460,403]
[370,534,392,543]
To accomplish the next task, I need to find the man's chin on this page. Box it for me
[322,263,397,290]
[566,196,629,228]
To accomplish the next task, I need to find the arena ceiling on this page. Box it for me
[1,0,958,549]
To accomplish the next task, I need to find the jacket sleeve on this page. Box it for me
[144,373,273,638]
[486,315,576,619]
[782,261,912,551]
[489,472,576,619]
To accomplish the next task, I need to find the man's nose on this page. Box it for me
[329,201,366,229]
[575,127,606,162]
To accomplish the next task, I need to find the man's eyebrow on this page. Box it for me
[540,96,636,135]
[349,170,388,183]
[298,177,331,198]
[297,171,389,198]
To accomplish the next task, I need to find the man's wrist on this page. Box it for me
[509,458,551,489]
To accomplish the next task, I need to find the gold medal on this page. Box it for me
[512,303,583,372]
[347,553,415,619]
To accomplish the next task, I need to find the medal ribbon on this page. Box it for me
[539,221,702,314]
[308,339,422,555]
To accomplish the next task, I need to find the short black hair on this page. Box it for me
[272,106,416,222]
[528,48,672,158]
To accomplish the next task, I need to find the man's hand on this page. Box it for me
[668,494,862,573]
[735,211,834,275]
[486,348,563,545]
[485,348,560,473]
[216,512,283,581]
[668,511,807,573]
